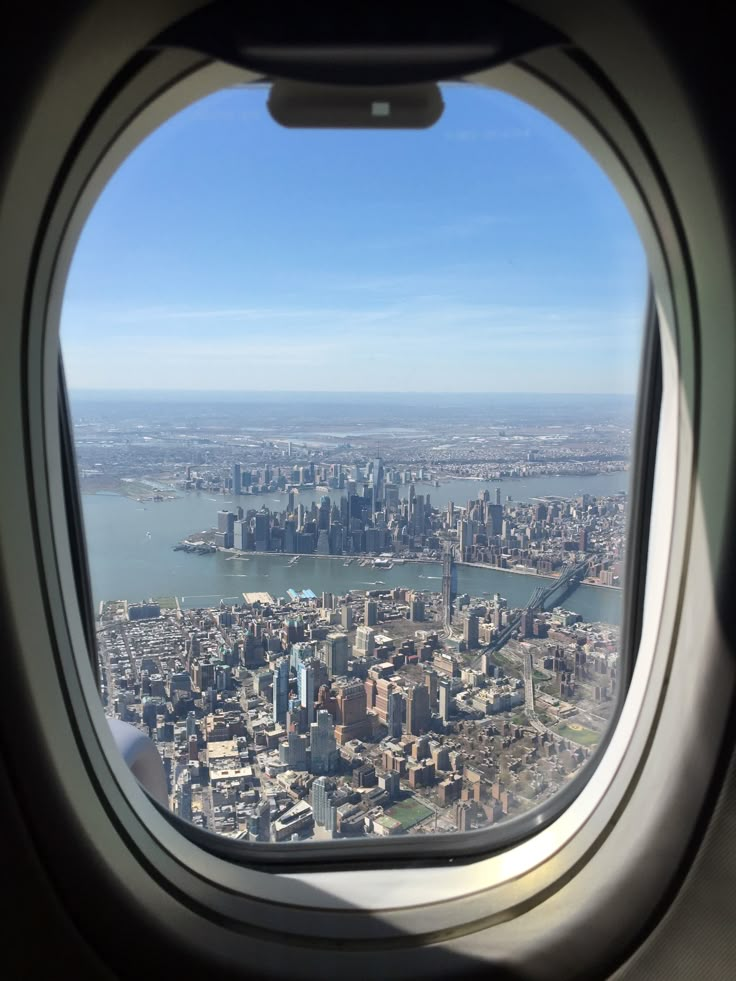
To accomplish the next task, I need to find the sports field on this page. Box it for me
[386,798,434,830]
[557,723,600,746]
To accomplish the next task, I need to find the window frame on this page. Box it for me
[7,14,730,974]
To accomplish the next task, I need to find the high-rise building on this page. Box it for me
[387,690,403,739]
[406,682,431,736]
[413,494,425,536]
[364,527,383,553]
[272,659,289,725]
[318,495,331,530]
[279,731,308,770]
[216,510,235,549]
[311,776,337,832]
[371,457,384,504]
[438,677,452,723]
[340,604,353,630]
[234,518,249,551]
[254,512,270,552]
[409,593,425,622]
[232,462,241,495]
[459,518,472,554]
[298,659,316,723]
[463,614,480,649]
[441,546,456,631]
[310,710,338,775]
[316,529,331,555]
[320,632,349,678]
[334,678,370,744]
[283,519,296,553]
[354,625,375,657]
[364,598,378,626]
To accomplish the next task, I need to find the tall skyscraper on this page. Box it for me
[414,494,425,536]
[364,598,378,626]
[406,683,431,736]
[272,659,289,725]
[283,519,297,553]
[439,677,452,723]
[298,659,315,723]
[321,632,349,678]
[311,776,337,831]
[334,678,370,744]
[387,689,403,740]
[442,545,456,630]
[234,518,249,551]
[232,462,241,496]
[371,457,384,504]
[459,518,472,554]
[216,510,235,549]
[310,710,338,775]
[316,529,331,555]
[254,511,271,552]
[463,614,480,649]
[318,495,331,530]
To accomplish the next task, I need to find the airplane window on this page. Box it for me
[59,80,649,846]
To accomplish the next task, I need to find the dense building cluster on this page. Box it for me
[195,466,625,587]
[98,575,618,841]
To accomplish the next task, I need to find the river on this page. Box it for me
[81,471,627,624]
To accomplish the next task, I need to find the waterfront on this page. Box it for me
[81,477,625,623]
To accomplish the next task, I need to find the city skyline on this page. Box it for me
[61,83,647,395]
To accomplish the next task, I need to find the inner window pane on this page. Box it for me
[60,81,648,842]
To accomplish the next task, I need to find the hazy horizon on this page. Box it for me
[61,83,647,395]
[69,389,637,400]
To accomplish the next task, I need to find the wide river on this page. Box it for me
[81,472,627,624]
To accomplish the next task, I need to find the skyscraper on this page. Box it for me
[334,678,370,744]
[321,632,349,678]
[413,494,425,536]
[254,511,270,552]
[283,519,296,553]
[316,529,331,555]
[406,683,431,736]
[439,677,452,723]
[371,457,383,504]
[387,689,403,740]
[354,625,375,657]
[311,776,337,831]
[232,462,241,496]
[463,614,480,650]
[409,593,425,622]
[310,710,338,775]
[442,545,456,630]
[216,510,235,549]
[298,659,316,723]
[272,659,289,725]
[364,598,378,626]
[314,496,328,533]
[234,518,249,551]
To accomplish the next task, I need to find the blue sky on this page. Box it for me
[61,83,648,394]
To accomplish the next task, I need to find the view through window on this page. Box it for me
[61,82,648,843]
